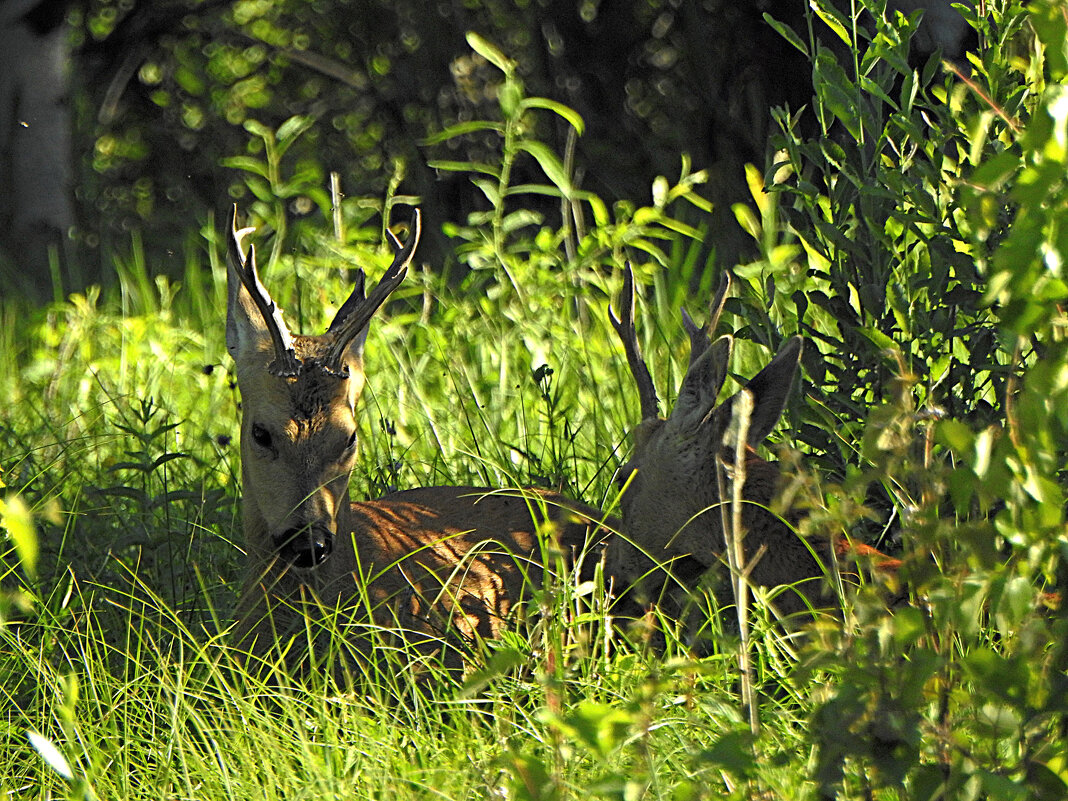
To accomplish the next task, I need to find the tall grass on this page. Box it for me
[0,209,819,798]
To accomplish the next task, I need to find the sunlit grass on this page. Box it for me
[0,223,827,799]
[0,566,816,800]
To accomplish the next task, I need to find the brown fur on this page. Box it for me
[235,486,611,673]
[604,273,898,626]
[604,336,826,620]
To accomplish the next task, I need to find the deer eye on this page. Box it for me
[344,430,357,452]
[250,423,273,450]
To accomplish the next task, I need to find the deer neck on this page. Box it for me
[734,451,782,508]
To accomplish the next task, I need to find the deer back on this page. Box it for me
[234,486,611,672]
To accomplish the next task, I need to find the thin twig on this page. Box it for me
[719,389,758,735]
[944,61,1021,135]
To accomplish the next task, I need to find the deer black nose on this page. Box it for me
[275,524,334,568]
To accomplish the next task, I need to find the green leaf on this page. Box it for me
[500,209,542,233]
[245,175,274,203]
[700,729,757,777]
[502,751,556,801]
[150,452,188,471]
[546,702,634,759]
[732,202,761,240]
[964,647,1028,704]
[888,606,926,648]
[219,156,269,179]
[174,65,205,97]
[275,115,314,154]
[422,120,504,145]
[969,150,1020,190]
[426,160,501,178]
[656,216,701,240]
[575,191,609,226]
[995,575,1034,633]
[678,188,713,213]
[505,183,565,199]
[1,495,36,578]
[632,206,661,227]
[813,48,861,140]
[516,141,572,196]
[859,326,895,351]
[471,177,500,206]
[809,0,852,46]
[458,647,525,697]
[518,97,585,134]
[276,168,324,199]
[858,74,895,111]
[937,419,975,454]
[1031,0,1068,81]
[27,731,73,780]
[242,118,273,140]
[466,32,515,74]
[1034,755,1068,800]
[762,13,808,57]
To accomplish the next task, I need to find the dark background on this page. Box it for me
[0,0,971,300]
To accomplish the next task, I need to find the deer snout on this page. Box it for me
[274,523,335,569]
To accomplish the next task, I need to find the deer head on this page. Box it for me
[607,264,804,595]
[225,206,420,571]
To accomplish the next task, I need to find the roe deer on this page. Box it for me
[224,207,608,673]
[604,265,899,624]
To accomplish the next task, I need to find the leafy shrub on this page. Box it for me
[713,0,1068,797]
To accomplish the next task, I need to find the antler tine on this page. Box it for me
[326,269,367,335]
[325,208,422,373]
[680,271,732,369]
[228,206,301,377]
[609,262,660,421]
[680,307,706,369]
[707,271,732,336]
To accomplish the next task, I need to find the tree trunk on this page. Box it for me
[0,0,74,301]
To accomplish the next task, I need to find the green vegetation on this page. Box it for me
[63,0,811,278]
[4,0,1068,797]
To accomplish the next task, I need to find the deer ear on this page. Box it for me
[723,336,803,446]
[670,335,733,429]
[226,206,295,366]
[226,234,270,362]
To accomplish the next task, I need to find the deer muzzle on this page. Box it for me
[274,523,334,569]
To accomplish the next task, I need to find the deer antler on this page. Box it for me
[324,208,422,374]
[680,271,731,369]
[228,206,302,378]
[609,262,660,421]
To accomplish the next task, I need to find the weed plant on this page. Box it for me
[4,1,1068,798]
